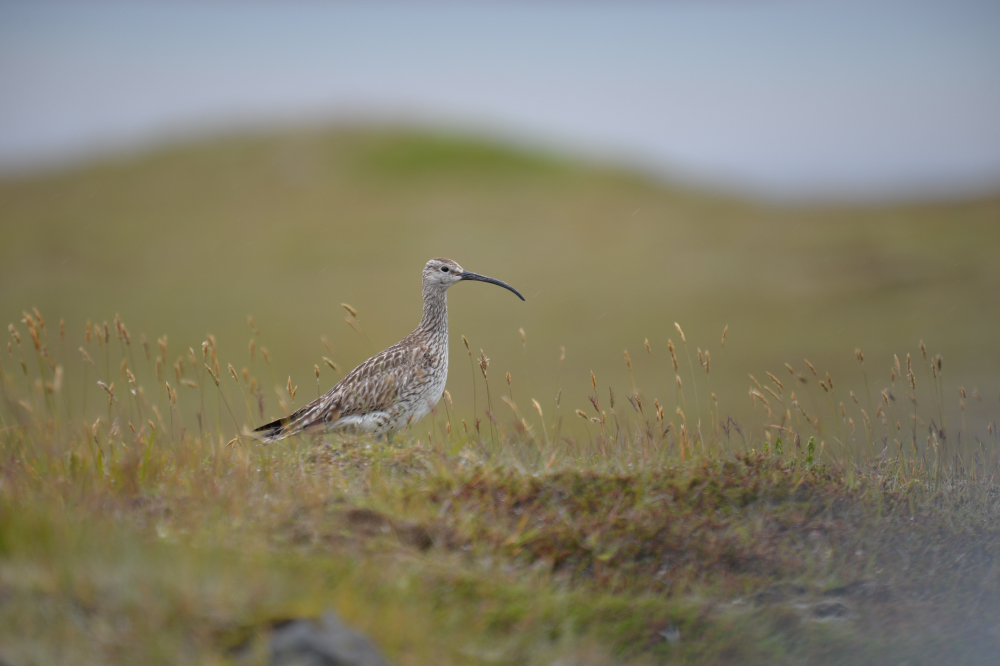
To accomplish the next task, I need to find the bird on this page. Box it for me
[252,258,524,443]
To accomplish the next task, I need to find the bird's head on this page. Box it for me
[422,258,525,300]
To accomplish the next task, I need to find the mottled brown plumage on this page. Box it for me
[253,258,523,442]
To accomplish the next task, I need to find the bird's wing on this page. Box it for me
[331,341,427,417]
[282,340,427,432]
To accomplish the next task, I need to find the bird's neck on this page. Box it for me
[417,285,448,338]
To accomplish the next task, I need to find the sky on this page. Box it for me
[1,1,999,201]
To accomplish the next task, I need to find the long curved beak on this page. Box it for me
[460,271,525,301]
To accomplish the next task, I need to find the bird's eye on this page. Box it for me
[440,266,449,272]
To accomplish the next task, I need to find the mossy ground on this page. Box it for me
[2,399,999,664]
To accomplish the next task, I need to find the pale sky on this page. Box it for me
[1,1,999,200]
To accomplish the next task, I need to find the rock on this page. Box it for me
[264,611,389,666]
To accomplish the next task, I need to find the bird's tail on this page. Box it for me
[252,416,293,443]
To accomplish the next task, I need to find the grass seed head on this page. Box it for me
[519,327,526,346]
[721,324,728,348]
[478,350,490,378]
[804,359,818,376]
[341,303,358,318]
[531,398,543,418]
[644,338,652,355]
[624,350,632,372]
[674,322,686,343]
[97,380,114,402]
[766,372,784,392]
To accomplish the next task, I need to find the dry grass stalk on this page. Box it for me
[765,372,783,392]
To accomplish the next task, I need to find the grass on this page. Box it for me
[2,305,999,665]
[1,127,999,663]
[1,126,999,438]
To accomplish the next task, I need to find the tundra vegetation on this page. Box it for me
[1,129,998,664]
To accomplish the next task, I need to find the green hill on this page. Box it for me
[2,127,998,439]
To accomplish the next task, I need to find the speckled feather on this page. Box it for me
[252,258,521,442]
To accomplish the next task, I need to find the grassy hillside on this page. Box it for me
[2,127,1000,664]
[1,127,998,440]
[2,326,999,664]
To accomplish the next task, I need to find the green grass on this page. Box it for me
[1,126,998,438]
[2,126,1000,663]
[2,304,999,664]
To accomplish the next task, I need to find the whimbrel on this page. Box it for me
[252,258,524,443]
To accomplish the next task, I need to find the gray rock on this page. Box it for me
[267,611,389,666]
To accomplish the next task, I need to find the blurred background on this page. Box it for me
[1,2,999,437]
